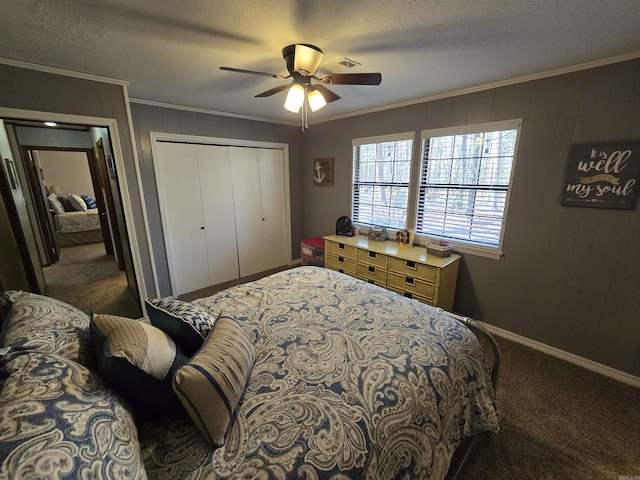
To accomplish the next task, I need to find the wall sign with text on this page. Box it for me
[561,141,640,209]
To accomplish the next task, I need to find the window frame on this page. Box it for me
[351,131,416,230]
[415,119,522,259]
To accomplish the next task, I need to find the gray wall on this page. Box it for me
[129,103,304,297]
[302,58,640,377]
[0,63,155,297]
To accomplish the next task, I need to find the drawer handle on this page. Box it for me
[368,265,375,273]
[369,251,376,258]
[338,256,345,263]
[405,276,415,286]
[405,260,417,270]
[404,292,413,299]
[339,243,345,249]
[339,268,344,273]
[367,279,374,284]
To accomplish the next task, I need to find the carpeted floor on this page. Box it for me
[457,337,640,480]
[42,243,142,318]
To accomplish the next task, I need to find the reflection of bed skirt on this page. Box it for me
[55,229,103,247]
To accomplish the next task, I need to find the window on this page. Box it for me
[416,121,521,252]
[352,133,414,229]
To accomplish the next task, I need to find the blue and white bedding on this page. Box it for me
[139,267,499,479]
[55,209,100,234]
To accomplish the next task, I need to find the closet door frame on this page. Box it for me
[150,132,292,297]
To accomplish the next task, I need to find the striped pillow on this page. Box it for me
[90,313,189,420]
[81,194,97,209]
[172,317,256,446]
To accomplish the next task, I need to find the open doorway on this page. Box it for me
[0,118,142,318]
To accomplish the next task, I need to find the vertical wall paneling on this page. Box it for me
[300,58,640,376]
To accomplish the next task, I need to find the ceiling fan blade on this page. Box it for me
[315,85,341,103]
[255,84,291,98]
[220,66,288,80]
[319,72,382,85]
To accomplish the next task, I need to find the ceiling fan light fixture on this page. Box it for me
[307,88,326,112]
[284,83,305,113]
[293,44,324,75]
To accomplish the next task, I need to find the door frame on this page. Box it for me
[0,107,147,310]
[149,132,292,298]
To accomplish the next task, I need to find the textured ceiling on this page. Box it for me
[1,0,640,126]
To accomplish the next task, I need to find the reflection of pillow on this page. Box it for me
[47,193,65,214]
[81,194,97,209]
[173,317,256,446]
[68,193,88,211]
[145,298,220,356]
[90,313,189,420]
[58,195,73,212]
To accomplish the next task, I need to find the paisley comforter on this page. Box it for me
[55,210,100,233]
[139,267,499,479]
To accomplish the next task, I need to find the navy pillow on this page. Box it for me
[58,196,73,212]
[145,298,220,356]
[81,194,97,209]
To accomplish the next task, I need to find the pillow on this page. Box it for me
[90,313,189,420]
[68,193,88,211]
[0,350,147,479]
[1,290,93,367]
[47,193,65,214]
[145,298,220,356]
[81,194,97,209]
[173,317,256,446]
[58,195,73,212]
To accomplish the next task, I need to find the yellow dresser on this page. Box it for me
[324,234,461,311]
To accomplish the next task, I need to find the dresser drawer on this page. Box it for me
[360,277,386,288]
[325,240,358,260]
[326,252,357,275]
[388,257,437,283]
[357,249,388,268]
[387,271,435,299]
[388,287,433,305]
[357,263,388,284]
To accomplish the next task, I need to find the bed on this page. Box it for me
[139,266,500,479]
[53,209,104,246]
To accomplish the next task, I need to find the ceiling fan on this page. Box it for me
[220,44,382,130]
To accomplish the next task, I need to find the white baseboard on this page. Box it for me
[478,322,640,389]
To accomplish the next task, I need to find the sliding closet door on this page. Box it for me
[231,147,263,277]
[230,146,287,277]
[196,145,239,285]
[258,148,287,271]
[154,142,209,295]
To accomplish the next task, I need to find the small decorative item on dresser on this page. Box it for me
[396,229,414,248]
[368,226,387,242]
[427,240,454,257]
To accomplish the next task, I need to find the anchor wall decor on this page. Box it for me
[313,158,334,187]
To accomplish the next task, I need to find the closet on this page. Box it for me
[153,140,288,296]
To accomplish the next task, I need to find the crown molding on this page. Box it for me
[129,98,298,127]
[0,56,128,86]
